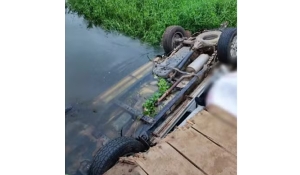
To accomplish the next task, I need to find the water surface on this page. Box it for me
[65,11,162,175]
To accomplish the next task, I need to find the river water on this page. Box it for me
[65,10,162,175]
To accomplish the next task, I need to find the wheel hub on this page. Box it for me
[172,32,183,48]
[230,36,237,58]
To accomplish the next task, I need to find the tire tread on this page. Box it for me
[88,137,145,175]
[217,28,237,64]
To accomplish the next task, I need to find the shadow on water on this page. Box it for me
[65,9,162,175]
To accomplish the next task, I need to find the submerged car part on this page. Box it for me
[134,65,208,141]
[88,24,235,175]
[88,137,147,175]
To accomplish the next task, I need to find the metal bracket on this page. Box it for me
[140,115,155,124]
[137,135,150,149]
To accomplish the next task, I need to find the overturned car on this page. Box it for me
[88,23,237,175]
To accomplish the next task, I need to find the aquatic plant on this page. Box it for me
[66,0,237,45]
[143,78,171,116]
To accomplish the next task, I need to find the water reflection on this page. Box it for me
[65,10,162,175]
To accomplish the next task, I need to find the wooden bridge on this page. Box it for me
[104,105,237,175]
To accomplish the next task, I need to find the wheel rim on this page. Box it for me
[230,36,237,59]
[172,32,183,49]
[123,152,135,157]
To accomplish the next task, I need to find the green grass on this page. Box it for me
[143,78,171,117]
[66,0,237,45]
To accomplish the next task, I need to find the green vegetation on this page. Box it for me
[66,0,237,45]
[143,78,171,117]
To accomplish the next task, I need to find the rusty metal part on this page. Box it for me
[192,31,222,50]
[186,54,210,73]
[134,66,208,142]
[152,74,213,138]
[176,80,189,89]
[153,47,192,78]
[157,74,195,103]
[151,132,160,137]
[156,65,191,75]
[177,50,194,70]
[168,43,183,57]
[152,99,190,138]
[157,53,214,103]
[182,40,194,45]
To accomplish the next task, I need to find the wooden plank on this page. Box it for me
[135,142,204,175]
[104,162,147,175]
[206,105,237,127]
[165,127,237,175]
[191,110,237,156]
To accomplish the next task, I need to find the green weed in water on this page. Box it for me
[66,0,237,45]
[143,78,171,117]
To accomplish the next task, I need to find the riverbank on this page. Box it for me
[66,0,237,45]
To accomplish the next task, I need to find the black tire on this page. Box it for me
[217,28,237,65]
[162,25,186,54]
[88,137,146,175]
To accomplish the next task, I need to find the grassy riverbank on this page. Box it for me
[66,0,237,45]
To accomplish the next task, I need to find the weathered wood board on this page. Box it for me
[135,142,205,175]
[104,162,147,175]
[105,106,237,175]
[165,127,236,175]
[191,110,237,156]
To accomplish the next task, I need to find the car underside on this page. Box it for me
[88,23,237,175]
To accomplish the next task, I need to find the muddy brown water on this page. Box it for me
[65,11,162,175]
